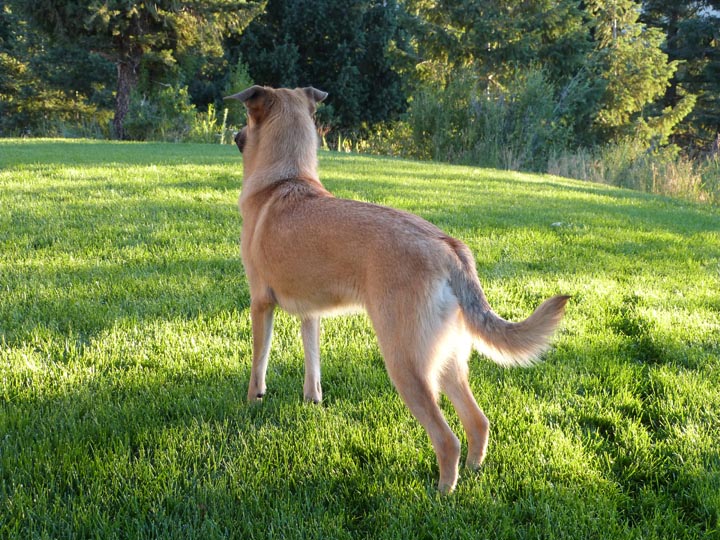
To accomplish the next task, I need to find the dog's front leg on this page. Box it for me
[248,299,275,401]
[301,317,322,403]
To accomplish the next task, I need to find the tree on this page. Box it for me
[236,0,409,132]
[641,0,720,152]
[403,0,591,87]
[585,0,693,144]
[405,0,692,149]
[17,0,264,139]
[1,2,114,136]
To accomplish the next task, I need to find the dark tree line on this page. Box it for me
[1,0,719,156]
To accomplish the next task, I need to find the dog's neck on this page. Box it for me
[241,117,321,202]
[246,161,318,187]
[241,163,320,211]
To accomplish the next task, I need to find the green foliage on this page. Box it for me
[124,85,197,142]
[586,0,687,144]
[222,55,254,125]
[1,140,719,538]
[237,0,408,132]
[402,67,580,170]
[0,2,114,136]
[641,0,720,152]
[187,104,235,144]
[407,0,691,151]
[13,0,265,138]
[1,0,718,181]
[188,103,223,144]
[0,51,111,138]
[405,0,591,85]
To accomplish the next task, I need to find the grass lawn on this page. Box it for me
[1,138,719,539]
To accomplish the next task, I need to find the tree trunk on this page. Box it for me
[664,9,680,109]
[113,59,139,140]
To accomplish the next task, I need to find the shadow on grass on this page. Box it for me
[0,139,236,168]
[1,253,247,348]
[3,294,719,538]
[2,140,719,537]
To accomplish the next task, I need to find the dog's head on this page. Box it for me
[225,86,327,156]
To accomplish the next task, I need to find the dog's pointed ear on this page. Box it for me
[302,87,328,109]
[224,85,265,104]
[224,85,272,123]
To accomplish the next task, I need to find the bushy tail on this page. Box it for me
[445,238,569,367]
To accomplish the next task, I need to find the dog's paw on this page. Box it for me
[465,447,487,471]
[303,381,322,404]
[438,480,457,495]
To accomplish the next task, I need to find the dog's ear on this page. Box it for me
[224,85,272,123]
[302,87,328,112]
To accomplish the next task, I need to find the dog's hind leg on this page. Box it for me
[388,363,460,493]
[248,297,275,401]
[372,296,462,493]
[301,317,322,403]
[440,331,490,470]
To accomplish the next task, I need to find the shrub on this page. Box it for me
[223,56,253,127]
[123,85,196,141]
[403,67,575,170]
[356,122,417,158]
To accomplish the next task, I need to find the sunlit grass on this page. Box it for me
[1,139,719,538]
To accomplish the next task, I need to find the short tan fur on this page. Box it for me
[225,85,570,493]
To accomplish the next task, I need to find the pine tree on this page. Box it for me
[641,0,720,152]
[16,0,264,139]
[0,2,114,135]
[403,0,591,86]
[585,0,693,145]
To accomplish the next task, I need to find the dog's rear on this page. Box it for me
[226,85,569,494]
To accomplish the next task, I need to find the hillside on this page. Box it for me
[1,139,718,539]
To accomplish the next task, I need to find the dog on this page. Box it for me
[225,86,569,493]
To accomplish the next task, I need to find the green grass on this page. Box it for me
[1,138,719,539]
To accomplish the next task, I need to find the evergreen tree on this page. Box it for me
[403,0,591,86]
[0,2,114,135]
[585,0,692,144]
[16,0,264,138]
[641,0,720,152]
[406,0,692,148]
[236,0,408,132]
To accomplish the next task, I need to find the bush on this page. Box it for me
[123,85,196,141]
[355,122,417,157]
[223,56,253,127]
[401,67,575,170]
[188,104,233,144]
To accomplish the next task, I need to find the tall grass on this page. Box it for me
[360,123,720,205]
[354,68,719,206]
[1,139,719,539]
[548,145,719,205]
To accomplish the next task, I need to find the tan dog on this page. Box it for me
[225,85,569,493]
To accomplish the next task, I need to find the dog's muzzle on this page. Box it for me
[234,127,247,154]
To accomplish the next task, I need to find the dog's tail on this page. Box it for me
[444,237,569,367]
